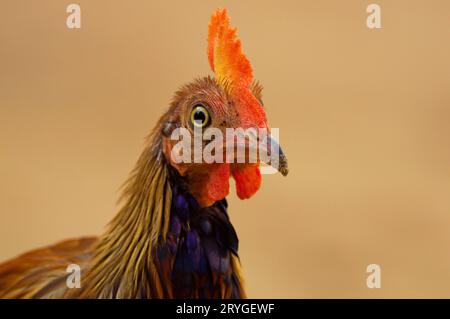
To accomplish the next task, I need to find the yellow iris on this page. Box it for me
[190,105,210,128]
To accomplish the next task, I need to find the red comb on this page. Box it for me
[207,9,253,91]
[207,9,267,128]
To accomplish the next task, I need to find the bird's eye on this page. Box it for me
[190,105,210,128]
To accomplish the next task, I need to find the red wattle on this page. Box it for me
[232,164,261,199]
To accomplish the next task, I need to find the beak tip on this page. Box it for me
[278,154,288,176]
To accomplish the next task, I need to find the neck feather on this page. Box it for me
[77,133,172,298]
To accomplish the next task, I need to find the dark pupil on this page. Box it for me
[193,110,206,124]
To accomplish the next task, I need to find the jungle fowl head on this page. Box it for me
[158,9,288,207]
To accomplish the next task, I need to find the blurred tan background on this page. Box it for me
[1,0,450,298]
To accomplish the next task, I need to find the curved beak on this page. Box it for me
[225,131,289,176]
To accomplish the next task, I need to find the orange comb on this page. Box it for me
[207,9,267,128]
[207,9,253,92]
